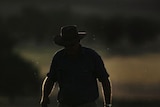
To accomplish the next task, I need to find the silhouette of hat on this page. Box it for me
[54,25,86,46]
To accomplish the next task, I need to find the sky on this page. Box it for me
[0,0,159,18]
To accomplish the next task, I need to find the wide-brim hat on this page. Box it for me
[54,25,86,46]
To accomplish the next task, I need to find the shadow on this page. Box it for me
[0,20,41,103]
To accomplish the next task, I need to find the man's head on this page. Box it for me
[54,25,86,47]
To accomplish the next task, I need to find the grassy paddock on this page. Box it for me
[1,96,160,107]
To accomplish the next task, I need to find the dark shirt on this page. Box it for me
[47,46,109,105]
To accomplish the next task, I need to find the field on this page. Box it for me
[1,96,160,107]
[9,44,160,107]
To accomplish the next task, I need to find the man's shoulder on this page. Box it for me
[56,48,65,54]
[54,48,65,57]
[82,47,99,57]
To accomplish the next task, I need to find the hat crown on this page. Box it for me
[61,25,78,41]
[54,25,86,46]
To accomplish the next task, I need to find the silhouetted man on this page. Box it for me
[40,25,112,107]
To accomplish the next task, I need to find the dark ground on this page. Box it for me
[1,96,160,107]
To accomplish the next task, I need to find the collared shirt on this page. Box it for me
[47,46,109,105]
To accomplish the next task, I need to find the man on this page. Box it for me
[40,25,112,107]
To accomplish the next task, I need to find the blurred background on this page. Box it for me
[0,0,160,107]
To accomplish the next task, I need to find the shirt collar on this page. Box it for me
[62,45,85,57]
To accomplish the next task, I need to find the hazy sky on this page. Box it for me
[0,0,159,19]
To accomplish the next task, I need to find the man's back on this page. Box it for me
[47,46,109,105]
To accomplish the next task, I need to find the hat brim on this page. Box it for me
[54,32,86,46]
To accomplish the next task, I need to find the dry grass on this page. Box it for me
[15,45,160,100]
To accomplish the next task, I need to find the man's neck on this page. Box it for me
[65,44,81,56]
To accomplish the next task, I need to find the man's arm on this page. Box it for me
[40,77,55,107]
[101,77,112,107]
